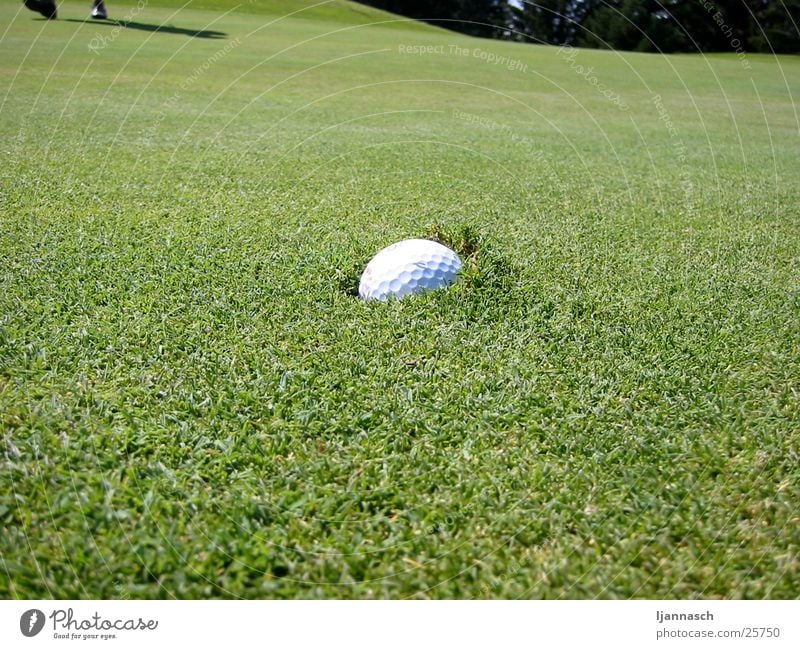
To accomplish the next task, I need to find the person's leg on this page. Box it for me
[23,0,58,19]
[91,0,107,19]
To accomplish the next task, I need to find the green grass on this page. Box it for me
[1,0,799,599]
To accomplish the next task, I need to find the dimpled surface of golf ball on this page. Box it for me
[359,239,462,301]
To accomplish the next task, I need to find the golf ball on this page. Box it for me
[359,238,462,301]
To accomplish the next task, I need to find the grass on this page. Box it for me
[1,0,799,599]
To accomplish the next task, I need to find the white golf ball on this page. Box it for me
[359,238,462,301]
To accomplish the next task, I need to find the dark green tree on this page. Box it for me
[510,1,591,45]
[750,0,800,52]
[576,0,797,53]
[355,0,799,52]
[577,0,694,51]
[357,0,513,38]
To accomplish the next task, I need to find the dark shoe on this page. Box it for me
[91,0,107,19]
[23,0,57,19]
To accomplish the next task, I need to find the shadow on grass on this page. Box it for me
[62,18,226,39]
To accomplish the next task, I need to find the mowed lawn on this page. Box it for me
[1,0,798,599]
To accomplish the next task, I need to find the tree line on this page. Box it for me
[357,1,799,53]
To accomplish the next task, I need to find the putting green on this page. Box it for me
[1,0,798,598]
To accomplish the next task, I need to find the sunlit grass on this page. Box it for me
[1,0,798,598]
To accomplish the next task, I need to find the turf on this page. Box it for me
[1,0,799,599]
